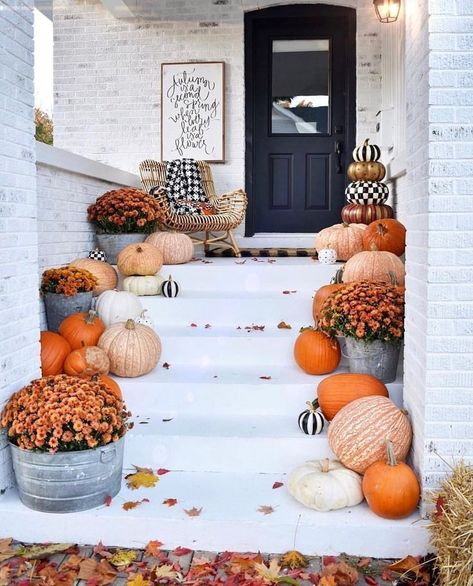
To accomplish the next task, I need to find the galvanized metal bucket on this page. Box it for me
[344,337,401,383]
[10,437,124,513]
[95,233,145,264]
[44,291,93,332]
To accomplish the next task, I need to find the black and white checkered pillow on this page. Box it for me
[164,159,211,215]
[345,181,389,205]
[88,248,107,262]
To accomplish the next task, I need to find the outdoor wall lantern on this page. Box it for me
[373,0,401,23]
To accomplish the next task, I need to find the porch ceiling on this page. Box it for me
[101,0,252,20]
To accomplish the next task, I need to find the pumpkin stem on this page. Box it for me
[331,267,344,284]
[305,399,320,413]
[168,275,173,281]
[369,242,379,252]
[363,138,370,146]
[321,459,330,473]
[136,245,143,253]
[85,310,97,324]
[125,319,136,330]
[386,439,398,466]
[376,223,387,236]
[299,325,315,333]
[139,310,148,318]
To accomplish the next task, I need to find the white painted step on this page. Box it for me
[0,470,429,557]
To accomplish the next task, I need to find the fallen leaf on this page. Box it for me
[163,498,178,507]
[322,562,358,586]
[190,323,198,327]
[122,498,150,511]
[364,577,378,585]
[126,467,159,490]
[172,546,193,556]
[277,321,292,329]
[104,495,112,507]
[228,553,264,574]
[435,495,445,517]
[162,362,171,369]
[259,376,272,380]
[281,550,307,570]
[93,541,113,559]
[16,542,73,559]
[150,564,181,580]
[78,558,100,580]
[282,290,297,295]
[157,468,170,475]
[0,538,16,563]
[144,540,164,558]
[245,324,265,331]
[162,418,173,422]
[184,506,202,517]
[387,555,421,578]
[109,549,138,568]
[319,577,336,586]
[258,505,276,515]
[204,324,212,329]
[323,556,337,566]
[127,574,151,586]
[254,558,282,582]
[272,481,284,489]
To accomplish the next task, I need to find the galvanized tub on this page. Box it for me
[344,337,401,383]
[10,437,124,513]
[44,291,93,332]
[95,233,145,264]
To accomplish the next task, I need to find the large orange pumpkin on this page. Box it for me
[312,269,344,323]
[117,243,163,276]
[69,258,117,296]
[362,440,420,519]
[58,310,105,350]
[362,219,406,257]
[328,396,412,474]
[294,327,341,375]
[40,331,71,376]
[89,373,122,400]
[315,223,367,262]
[64,346,110,377]
[342,250,405,286]
[316,373,388,421]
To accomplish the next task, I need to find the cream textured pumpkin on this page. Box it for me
[69,258,117,296]
[123,275,164,296]
[342,250,405,286]
[98,319,161,377]
[146,232,194,265]
[328,396,412,474]
[117,242,163,276]
[288,459,363,511]
[95,290,142,327]
[315,223,367,262]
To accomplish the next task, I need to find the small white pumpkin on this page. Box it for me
[123,275,164,296]
[135,309,154,328]
[95,290,142,327]
[317,248,337,264]
[288,459,363,511]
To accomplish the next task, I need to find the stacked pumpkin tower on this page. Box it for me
[342,139,394,225]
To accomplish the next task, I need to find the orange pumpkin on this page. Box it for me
[40,331,71,376]
[328,396,412,474]
[294,327,341,375]
[89,373,122,400]
[362,440,420,519]
[117,243,163,276]
[58,310,105,350]
[342,250,405,286]
[64,346,110,377]
[315,223,367,262]
[362,219,406,257]
[69,258,118,296]
[312,269,344,323]
[316,373,388,421]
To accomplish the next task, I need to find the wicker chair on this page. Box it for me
[139,160,247,257]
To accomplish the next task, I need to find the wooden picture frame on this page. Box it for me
[161,61,225,163]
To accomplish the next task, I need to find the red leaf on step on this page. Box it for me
[435,495,445,517]
[184,506,202,517]
[162,362,171,369]
[172,547,193,556]
[190,323,198,328]
[272,482,284,489]
[104,495,112,507]
[257,505,276,515]
[381,569,394,581]
[157,468,170,476]
[364,577,378,585]
[163,498,178,507]
[259,376,272,380]
[322,557,337,566]
[204,324,212,329]
[282,290,297,294]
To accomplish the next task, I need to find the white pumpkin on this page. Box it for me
[288,459,363,511]
[135,310,154,328]
[95,290,143,327]
[123,275,164,296]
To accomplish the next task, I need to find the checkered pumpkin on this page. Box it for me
[88,248,107,262]
[345,181,389,205]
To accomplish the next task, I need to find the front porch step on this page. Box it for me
[0,470,429,557]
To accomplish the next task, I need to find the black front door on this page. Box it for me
[245,5,356,234]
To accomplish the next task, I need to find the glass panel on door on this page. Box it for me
[271,39,330,134]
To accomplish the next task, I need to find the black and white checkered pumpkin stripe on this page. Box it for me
[345,181,389,205]
[298,409,324,435]
[88,248,107,262]
[352,140,381,162]
[161,277,180,298]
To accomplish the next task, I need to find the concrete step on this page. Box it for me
[0,470,429,557]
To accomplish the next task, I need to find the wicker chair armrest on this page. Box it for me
[213,189,248,214]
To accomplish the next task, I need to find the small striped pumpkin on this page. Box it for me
[328,396,412,474]
[341,203,394,225]
[352,138,381,162]
[298,401,325,435]
[161,275,180,297]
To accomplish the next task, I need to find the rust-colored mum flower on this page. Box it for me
[40,267,97,297]
[319,280,404,343]
[1,375,130,454]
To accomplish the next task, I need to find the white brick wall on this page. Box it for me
[0,0,40,492]
[398,0,473,501]
[53,0,384,195]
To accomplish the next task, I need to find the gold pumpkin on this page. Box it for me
[98,319,161,377]
[315,223,367,262]
[117,242,163,276]
[146,231,194,265]
[328,396,412,474]
[69,258,117,296]
[347,161,386,182]
[342,249,405,286]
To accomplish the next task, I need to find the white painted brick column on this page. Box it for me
[0,0,40,492]
[400,0,473,504]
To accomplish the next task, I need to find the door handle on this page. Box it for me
[335,141,344,174]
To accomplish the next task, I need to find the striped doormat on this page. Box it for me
[206,247,317,258]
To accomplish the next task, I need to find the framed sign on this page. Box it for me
[161,61,225,162]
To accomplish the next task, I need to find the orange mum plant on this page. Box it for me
[40,267,97,297]
[87,188,162,234]
[1,375,130,453]
[319,281,404,343]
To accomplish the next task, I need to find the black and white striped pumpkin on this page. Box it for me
[161,275,180,298]
[352,138,381,162]
[345,180,389,205]
[298,401,325,435]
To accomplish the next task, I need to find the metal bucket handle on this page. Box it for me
[100,446,116,464]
